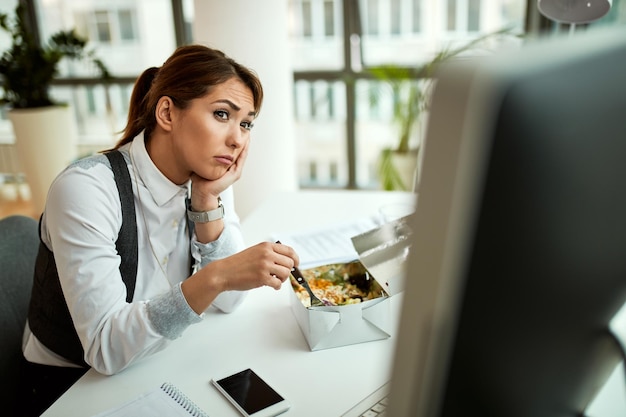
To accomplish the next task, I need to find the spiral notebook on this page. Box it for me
[92,382,209,417]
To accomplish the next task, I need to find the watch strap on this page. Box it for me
[187,197,224,223]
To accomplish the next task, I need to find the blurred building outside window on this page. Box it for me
[290,0,528,190]
[1,0,625,195]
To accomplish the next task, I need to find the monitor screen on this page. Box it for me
[388,27,626,417]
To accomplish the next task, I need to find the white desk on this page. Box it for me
[41,190,416,417]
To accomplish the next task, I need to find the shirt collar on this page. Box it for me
[129,131,190,207]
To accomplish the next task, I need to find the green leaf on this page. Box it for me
[0,3,111,108]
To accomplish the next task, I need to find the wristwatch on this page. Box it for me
[187,197,224,223]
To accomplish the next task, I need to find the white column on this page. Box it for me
[193,0,298,221]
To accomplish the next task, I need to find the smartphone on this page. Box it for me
[211,368,291,417]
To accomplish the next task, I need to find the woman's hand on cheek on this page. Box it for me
[190,142,249,207]
[225,140,249,183]
[205,140,248,193]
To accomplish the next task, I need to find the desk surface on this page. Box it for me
[41,190,415,417]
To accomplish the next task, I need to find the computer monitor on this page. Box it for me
[388,26,626,417]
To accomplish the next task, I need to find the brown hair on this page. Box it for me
[113,44,264,149]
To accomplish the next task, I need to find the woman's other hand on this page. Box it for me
[181,241,299,314]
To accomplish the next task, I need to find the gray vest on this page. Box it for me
[27,150,138,367]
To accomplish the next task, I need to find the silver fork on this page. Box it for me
[291,266,325,307]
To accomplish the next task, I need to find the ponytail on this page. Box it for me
[112,67,160,149]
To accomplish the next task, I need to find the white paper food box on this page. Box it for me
[288,216,413,351]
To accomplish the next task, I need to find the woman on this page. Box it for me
[19,44,299,415]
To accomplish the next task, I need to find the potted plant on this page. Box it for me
[0,3,111,214]
[370,29,512,191]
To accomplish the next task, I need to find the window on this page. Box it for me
[94,11,112,42]
[468,0,481,32]
[291,0,528,190]
[447,0,482,33]
[412,0,421,33]
[366,0,379,35]
[118,10,136,41]
[289,0,344,70]
[6,0,624,192]
[324,0,335,36]
[74,8,138,45]
[391,0,401,35]
[447,0,457,31]
[302,1,313,37]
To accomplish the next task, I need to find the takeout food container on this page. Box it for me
[288,216,413,351]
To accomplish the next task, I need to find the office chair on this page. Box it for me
[0,215,39,414]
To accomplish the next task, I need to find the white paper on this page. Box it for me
[272,216,380,269]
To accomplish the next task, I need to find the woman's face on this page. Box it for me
[169,77,256,182]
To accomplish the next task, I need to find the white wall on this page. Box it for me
[192,0,298,221]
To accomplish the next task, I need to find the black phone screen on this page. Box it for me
[215,368,285,414]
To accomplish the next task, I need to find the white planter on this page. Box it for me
[391,150,419,191]
[9,105,78,215]
[379,149,419,191]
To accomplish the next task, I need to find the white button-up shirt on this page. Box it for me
[23,132,247,374]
